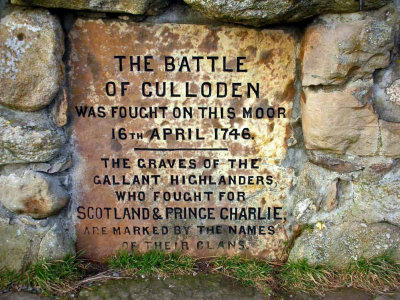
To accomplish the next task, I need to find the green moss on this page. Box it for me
[303,224,314,233]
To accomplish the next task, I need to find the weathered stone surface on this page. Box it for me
[307,151,363,173]
[362,159,396,182]
[289,161,400,227]
[351,176,400,226]
[286,160,400,265]
[380,120,400,157]
[11,0,170,16]
[0,170,69,219]
[289,163,348,225]
[79,275,264,300]
[290,288,374,300]
[0,106,66,165]
[38,223,75,260]
[0,292,49,300]
[0,153,73,176]
[302,84,379,156]
[387,79,400,104]
[289,222,400,267]
[0,216,75,271]
[1,288,393,300]
[374,290,400,300]
[183,0,389,26]
[69,20,296,259]
[302,8,394,86]
[0,218,33,271]
[145,1,221,25]
[374,59,400,122]
[50,87,69,127]
[0,8,64,111]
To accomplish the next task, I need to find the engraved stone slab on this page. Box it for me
[69,19,296,260]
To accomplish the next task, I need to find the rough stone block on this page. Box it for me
[0,217,75,271]
[0,8,64,111]
[0,170,70,219]
[289,222,400,268]
[373,58,400,122]
[302,85,379,156]
[380,120,400,157]
[0,106,66,165]
[183,0,389,26]
[302,10,393,86]
[11,0,170,16]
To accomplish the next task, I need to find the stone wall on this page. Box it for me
[0,0,399,270]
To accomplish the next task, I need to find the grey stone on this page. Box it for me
[0,8,64,111]
[289,162,353,226]
[49,87,68,128]
[374,289,400,299]
[0,292,49,300]
[374,59,400,122]
[386,79,400,105]
[0,105,66,165]
[11,0,170,16]
[0,218,33,271]
[308,151,363,173]
[289,161,400,228]
[47,155,72,173]
[289,222,400,268]
[0,170,69,219]
[0,154,73,174]
[379,120,400,157]
[79,275,265,300]
[323,288,373,300]
[290,288,374,300]
[184,0,389,26]
[38,224,75,260]
[145,2,221,25]
[0,216,75,271]
[351,162,400,225]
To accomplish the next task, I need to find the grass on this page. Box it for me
[0,254,85,296]
[212,256,274,294]
[343,253,400,293]
[279,259,340,295]
[0,269,22,290]
[108,250,196,276]
[24,254,84,295]
[279,253,400,296]
[0,251,399,297]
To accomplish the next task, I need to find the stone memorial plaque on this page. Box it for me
[69,19,296,260]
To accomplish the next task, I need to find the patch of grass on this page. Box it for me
[108,250,196,276]
[279,259,339,295]
[212,256,274,294]
[24,254,84,295]
[1,251,400,297]
[343,253,400,293]
[0,269,22,290]
[0,254,85,296]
